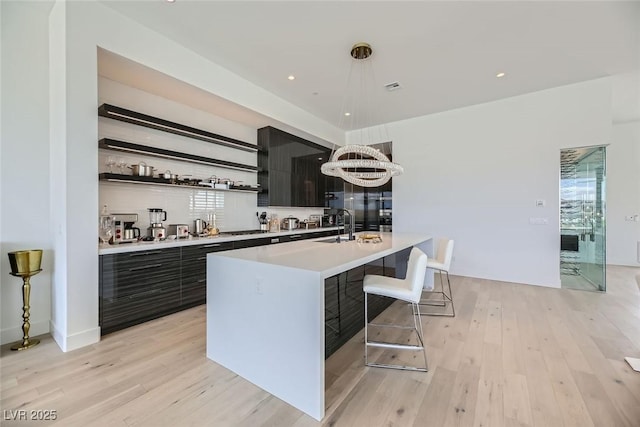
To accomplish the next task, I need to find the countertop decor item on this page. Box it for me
[320,43,403,187]
[7,249,43,351]
[356,233,382,243]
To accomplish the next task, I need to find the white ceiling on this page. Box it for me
[100,1,640,129]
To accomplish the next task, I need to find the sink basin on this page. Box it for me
[316,236,353,243]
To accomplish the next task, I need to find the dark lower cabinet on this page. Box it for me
[180,241,234,309]
[99,229,343,335]
[99,248,181,335]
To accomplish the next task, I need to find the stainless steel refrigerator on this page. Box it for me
[351,184,392,232]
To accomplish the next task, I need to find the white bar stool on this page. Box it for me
[363,247,429,372]
[419,238,455,317]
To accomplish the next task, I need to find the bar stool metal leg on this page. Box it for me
[363,247,429,372]
[418,270,455,317]
[364,294,428,372]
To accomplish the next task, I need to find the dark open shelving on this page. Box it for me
[99,173,262,193]
[98,103,259,152]
[99,138,258,173]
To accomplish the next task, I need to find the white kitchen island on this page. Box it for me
[206,231,432,421]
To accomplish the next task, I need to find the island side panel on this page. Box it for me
[206,254,325,421]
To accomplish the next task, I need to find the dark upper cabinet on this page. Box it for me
[258,126,339,207]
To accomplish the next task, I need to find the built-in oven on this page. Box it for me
[379,208,392,232]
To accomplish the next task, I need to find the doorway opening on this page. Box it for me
[560,146,606,291]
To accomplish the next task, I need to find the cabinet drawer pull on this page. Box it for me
[197,256,207,261]
[289,235,302,239]
[202,244,221,248]
[129,251,163,257]
[271,238,280,244]
[129,288,161,298]
[197,279,206,283]
[128,263,162,272]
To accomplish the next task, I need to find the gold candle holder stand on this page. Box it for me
[7,249,43,351]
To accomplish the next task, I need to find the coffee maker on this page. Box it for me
[147,208,167,240]
[112,213,140,244]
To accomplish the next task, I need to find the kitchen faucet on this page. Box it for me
[335,208,355,242]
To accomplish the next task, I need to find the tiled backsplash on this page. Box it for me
[99,181,323,232]
[99,77,324,233]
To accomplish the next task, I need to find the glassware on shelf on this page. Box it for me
[105,156,116,173]
[116,157,127,174]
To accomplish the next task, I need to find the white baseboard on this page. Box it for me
[50,320,101,352]
[0,321,50,345]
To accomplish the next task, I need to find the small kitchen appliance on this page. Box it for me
[258,211,268,231]
[147,208,167,240]
[113,213,140,243]
[281,216,299,231]
[168,224,189,239]
[299,220,319,229]
[309,214,323,227]
[194,219,208,236]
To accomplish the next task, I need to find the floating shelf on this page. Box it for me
[99,138,258,173]
[98,103,259,152]
[99,173,262,193]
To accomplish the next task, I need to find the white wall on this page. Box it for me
[1,1,54,345]
[607,121,640,266]
[390,79,613,287]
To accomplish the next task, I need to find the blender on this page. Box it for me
[147,208,167,240]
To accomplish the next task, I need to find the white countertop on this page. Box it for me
[98,226,343,255]
[210,231,432,278]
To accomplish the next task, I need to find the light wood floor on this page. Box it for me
[2,266,640,426]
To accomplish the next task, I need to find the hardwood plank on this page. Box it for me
[472,343,504,427]
[503,373,533,427]
[412,366,457,427]
[570,370,626,427]
[501,283,526,376]
[442,363,481,426]
[541,354,594,427]
[521,348,564,427]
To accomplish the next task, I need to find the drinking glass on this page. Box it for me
[105,156,116,173]
[116,157,127,174]
[99,216,114,244]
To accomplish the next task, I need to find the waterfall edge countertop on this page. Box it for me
[98,226,343,255]
[206,231,432,421]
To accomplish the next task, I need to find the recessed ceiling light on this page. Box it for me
[344,112,351,116]
[496,72,506,78]
[288,75,295,81]
[166,0,176,3]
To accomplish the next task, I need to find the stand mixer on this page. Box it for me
[147,208,167,240]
